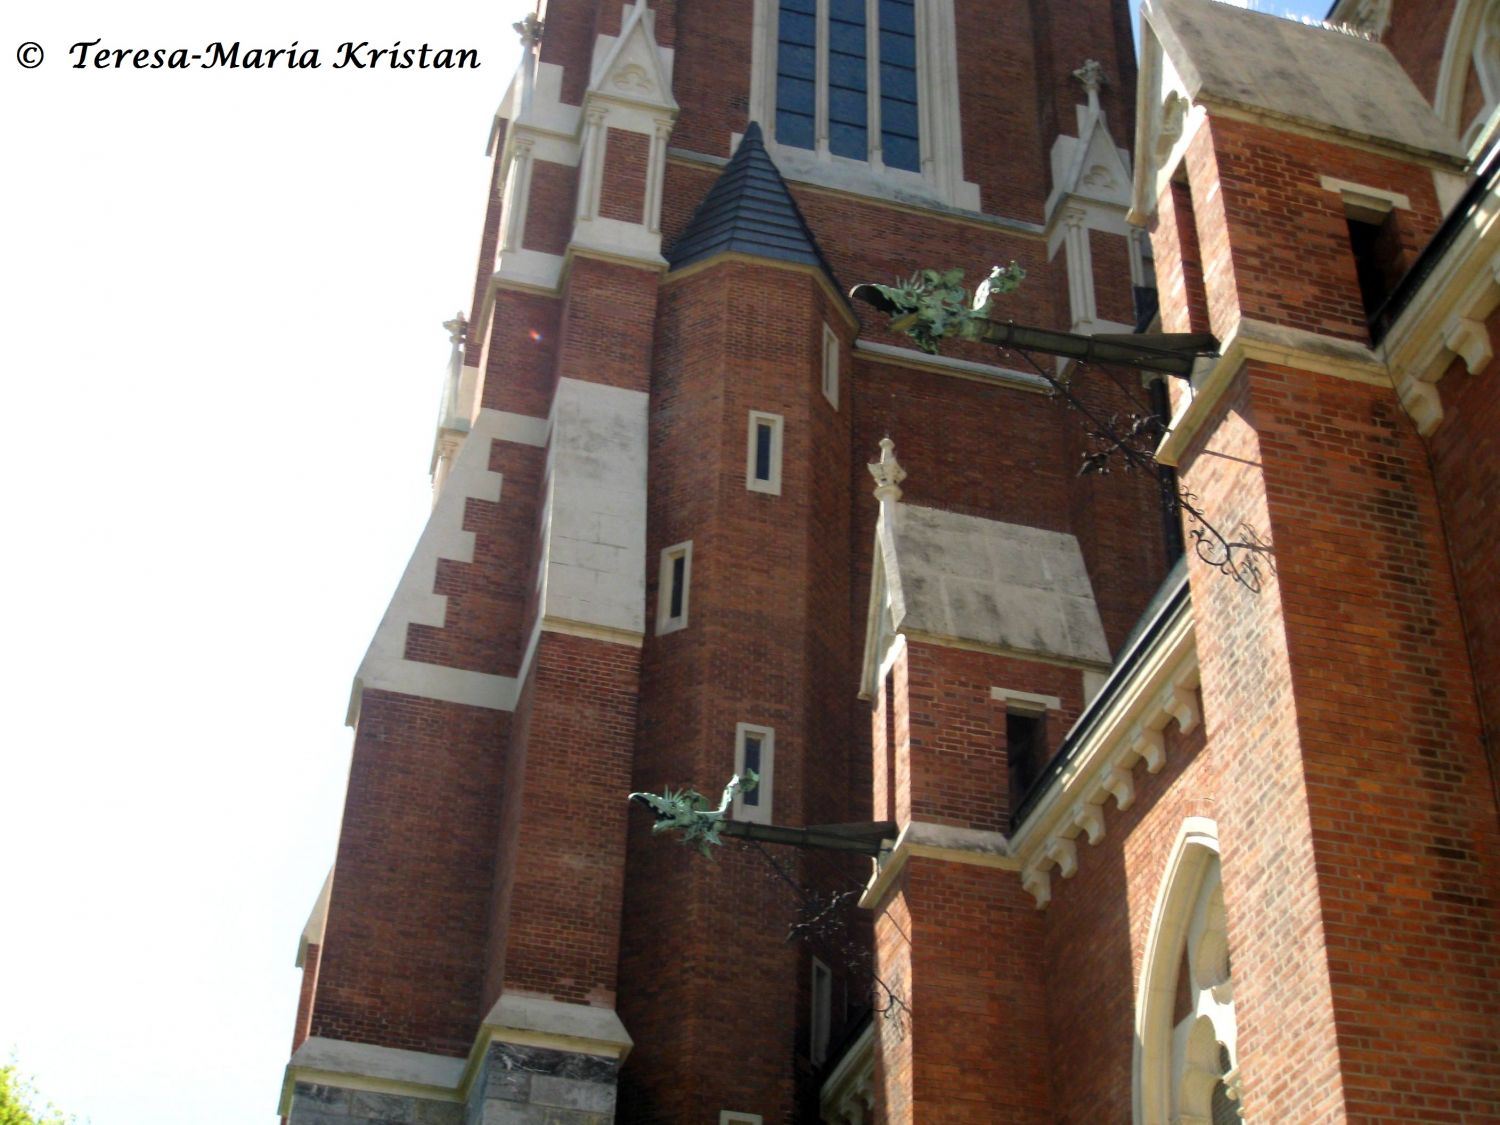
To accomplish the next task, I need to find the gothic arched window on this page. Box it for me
[1135,819,1241,1125]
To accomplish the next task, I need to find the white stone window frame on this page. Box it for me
[810,955,834,1065]
[733,722,776,825]
[720,1113,763,1125]
[746,0,978,210]
[656,540,693,635]
[821,324,841,409]
[746,410,785,495]
[1134,818,1240,1125]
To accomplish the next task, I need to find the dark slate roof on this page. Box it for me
[666,122,841,288]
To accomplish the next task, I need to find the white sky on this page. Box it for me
[2,2,528,1122]
[0,1,1335,1122]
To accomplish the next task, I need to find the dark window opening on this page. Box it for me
[742,734,763,805]
[1006,709,1047,815]
[669,554,686,619]
[755,421,774,481]
[1346,212,1405,326]
[883,668,898,822]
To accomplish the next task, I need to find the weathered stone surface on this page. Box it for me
[293,1083,351,1114]
[530,1075,614,1114]
[350,1090,417,1122]
[467,1043,619,1124]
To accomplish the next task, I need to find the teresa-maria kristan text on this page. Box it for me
[67,40,480,69]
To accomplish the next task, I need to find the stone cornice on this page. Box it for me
[852,340,1051,394]
[858,820,1017,910]
[1155,317,1387,466]
[1378,181,1500,434]
[660,251,861,331]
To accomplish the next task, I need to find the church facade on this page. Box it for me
[279,0,1500,1121]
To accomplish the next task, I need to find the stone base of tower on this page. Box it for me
[465,1043,621,1124]
[283,997,630,1125]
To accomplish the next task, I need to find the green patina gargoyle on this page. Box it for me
[629,770,759,857]
[865,262,1026,354]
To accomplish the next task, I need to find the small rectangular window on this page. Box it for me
[810,957,833,1065]
[1346,213,1404,324]
[734,722,775,824]
[1006,708,1047,816]
[657,541,692,635]
[745,411,784,495]
[821,324,840,409]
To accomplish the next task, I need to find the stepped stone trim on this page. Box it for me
[347,407,526,725]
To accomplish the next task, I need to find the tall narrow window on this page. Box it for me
[734,723,775,824]
[1006,708,1047,817]
[821,324,840,409]
[776,0,817,149]
[810,957,834,1064]
[746,411,784,494]
[657,541,692,635]
[774,0,921,170]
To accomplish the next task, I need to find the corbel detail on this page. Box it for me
[1071,801,1105,845]
[1102,765,1136,811]
[1022,865,1052,909]
[1444,316,1493,375]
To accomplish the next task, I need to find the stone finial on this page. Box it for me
[1073,59,1105,114]
[868,438,906,503]
[1073,59,1105,95]
[513,12,544,48]
[443,312,467,345]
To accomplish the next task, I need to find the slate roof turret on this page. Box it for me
[666,122,842,291]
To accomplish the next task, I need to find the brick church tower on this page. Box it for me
[279,0,1163,1120]
[281,0,1500,1121]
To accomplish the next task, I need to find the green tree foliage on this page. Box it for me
[0,1061,72,1125]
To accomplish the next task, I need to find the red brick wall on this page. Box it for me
[405,438,544,677]
[1428,325,1500,800]
[1149,175,1212,337]
[871,859,1051,1124]
[1039,718,1210,1123]
[1172,369,1350,1121]
[902,642,1086,829]
[480,289,561,416]
[291,941,321,1054]
[465,138,506,370]
[312,690,507,1057]
[1186,117,1444,342]
[1384,0,1462,104]
[619,260,856,1121]
[554,256,659,393]
[1252,362,1500,1118]
[484,632,640,1008]
[599,128,648,223]
[522,159,578,256]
